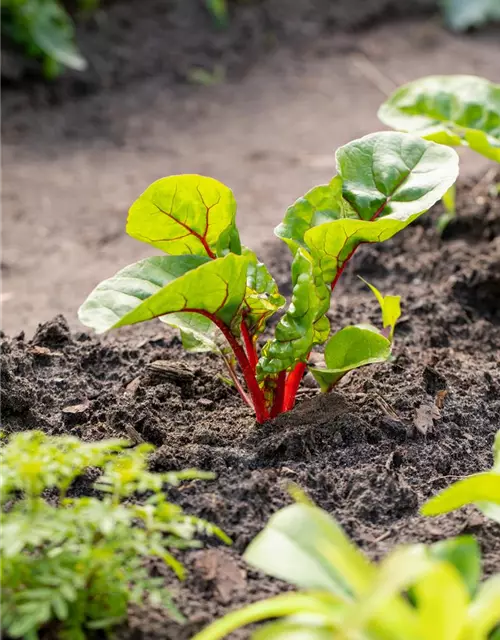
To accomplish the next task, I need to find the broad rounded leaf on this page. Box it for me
[257,250,329,376]
[244,503,373,596]
[78,253,248,334]
[309,326,391,392]
[304,133,458,288]
[421,472,500,523]
[127,174,239,258]
[336,131,460,220]
[378,75,500,162]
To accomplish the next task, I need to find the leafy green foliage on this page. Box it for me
[422,429,500,523]
[204,0,229,27]
[80,134,458,422]
[378,75,500,163]
[441,0,500,31]
[309,326,391,392]
[192,502,500,640]
[2,0,88,78]
[1,431,229,639]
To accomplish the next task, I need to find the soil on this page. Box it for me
[2,0,500,637]
[2,174,500,638]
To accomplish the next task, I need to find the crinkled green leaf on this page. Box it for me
[335,131,460,219]
[378,75,500,162]
[441,0,500,32]
[78,253,248,334]
[275,176,356,255]
[242,248,285,335]
[359,277,401,340]
[127,174,240,258]
[304,132,458,289]
[421,472,500,524]
[257,250,329,376]
[309,326,391,392]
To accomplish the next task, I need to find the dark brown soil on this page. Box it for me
[2,174,500,638]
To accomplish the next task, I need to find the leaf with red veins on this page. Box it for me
[242,248,285,337]
[127,174,240,258]
[78,253,248,335]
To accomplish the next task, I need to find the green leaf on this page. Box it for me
[244,503,373,597]
[242,248,285,335]
[429,536,481,597]
[252,622,336,640]
[275,176,357,255]
[412,562,468,640]
[78,253,248,334]
[191,593,342,640]
[465,575,500,637]
[359,278,401,340]
[304,132,458,287]
[205,0,229,27]
[257,250,329,376]
[127,174,240,258]
[335,131,460,219]
[309,326,391,392]
[421,472,500,523]
[29,2,87,71]
[378,75,500,162]
[440,0,500,31]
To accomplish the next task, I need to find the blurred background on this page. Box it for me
[2,0,500,336]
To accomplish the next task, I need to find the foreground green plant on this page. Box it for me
[79,131,458,423]
[192,501,500,640]
[422,428,500,524]
[2,0,89,78]
[0,431,229,639]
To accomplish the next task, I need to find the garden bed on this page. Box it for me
[2,172,500,638]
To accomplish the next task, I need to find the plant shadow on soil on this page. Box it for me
[2,175,500,638]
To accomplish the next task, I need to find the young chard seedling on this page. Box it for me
[378,75,500,230]
[79,131,458,423]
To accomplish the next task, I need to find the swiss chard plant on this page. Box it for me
[79,131,458,423]
[0,431,229,639]
[378,75,500,228]
[192,500,500,640]
[422,428,500,524]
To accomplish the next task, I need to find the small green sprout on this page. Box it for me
[422,429,500,524]
[192,501,500,640]
[0,431,229,639]
[79,131,458,423]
